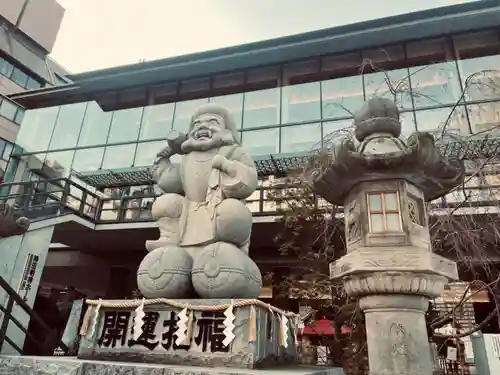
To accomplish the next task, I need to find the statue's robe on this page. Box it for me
[153,144,258,247]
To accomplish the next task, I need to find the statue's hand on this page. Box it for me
[156,145,174,159]
[212,155,236,177]
[212,154,227,170]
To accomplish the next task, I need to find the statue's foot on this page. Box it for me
[191,242,262,299]
[137,245,193,299]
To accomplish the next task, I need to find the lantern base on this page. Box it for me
[0,356,345,374]
[75,299,300,369]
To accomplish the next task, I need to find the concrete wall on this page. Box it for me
[0,0,25,26]
[0,224,54,354]
[0,0,65,53]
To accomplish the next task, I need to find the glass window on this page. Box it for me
[0,99,19,121]
[72,147,105,172]
[26,77,42,90]
[409,62,461,108]
[281,123,321,153]
[10,68,29,87]
[107,107,143,144]
[0,59,14,77]
[467,102,500,135]
[48,103,87,150]
[2,142,13,160]
[281,82,321,123]
[241,128,279,156]
[322,119,354,148]
[44,150,75,177]
[77,101,113,147]
[367,191,401,233]
[458,56,500,102]
[14,108,25,124]
[322,76,364,119]
[209,93,244,129]
[134,141,165,167]
[102,144,136,169]
[243,88,280,128]
[16,106,59,153]
[173,98,208,133]
[414,106,469,136]
[364,68,412,109]
[139,103,174,141]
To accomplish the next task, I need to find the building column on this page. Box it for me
[0,224,54,354]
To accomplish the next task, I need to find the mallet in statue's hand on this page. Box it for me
[156,130,188,159]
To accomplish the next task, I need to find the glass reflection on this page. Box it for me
[209,93,244,129]
[72,148,105,172]
[467,102,500,134]
[415,106,469,136]
[241,128,279,155]
[77,102,113,147]
[364,69,412,109]
[322,76,364,119]
[44,150,74,177]
[281,82,321,123]
[322,119,354,148]
[107,107,143,143]
[242,88,280,128]
[139,103,174,141]
[409,62,461,108]
[48,103,88,150]
[173,98,208,133]
[16,106,59,153]
[102,144,136,169]
[134,141,165,167]
[281,123,321,153]
[458,56,500,101]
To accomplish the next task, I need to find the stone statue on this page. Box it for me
[137,103,262,299]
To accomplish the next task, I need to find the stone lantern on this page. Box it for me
[305,97,465,375]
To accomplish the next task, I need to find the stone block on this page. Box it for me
[330,246,458,281]
[78,299,298,369]
[0,356,345,375]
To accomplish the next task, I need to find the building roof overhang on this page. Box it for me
[9,1,500,110]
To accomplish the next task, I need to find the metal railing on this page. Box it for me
[1,176,500,225]
[0,276,69,355]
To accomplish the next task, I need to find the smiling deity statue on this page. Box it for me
[137,104,262,299]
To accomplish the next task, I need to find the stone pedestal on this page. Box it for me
[0,356,345,375]
[78,299,298,369]
[360,295,433,375]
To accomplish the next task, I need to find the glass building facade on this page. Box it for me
[7,29,500,187]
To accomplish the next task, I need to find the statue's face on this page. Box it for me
[182,113,234,152]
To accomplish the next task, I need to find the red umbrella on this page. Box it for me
[299,317,352,336]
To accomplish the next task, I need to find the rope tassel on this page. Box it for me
[79,306,93,336]
[248,305,257,342]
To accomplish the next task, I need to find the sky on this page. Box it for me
[52,0,475,74]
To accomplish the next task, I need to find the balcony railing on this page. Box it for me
[0,276,69,355]
[1,175,500,225]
